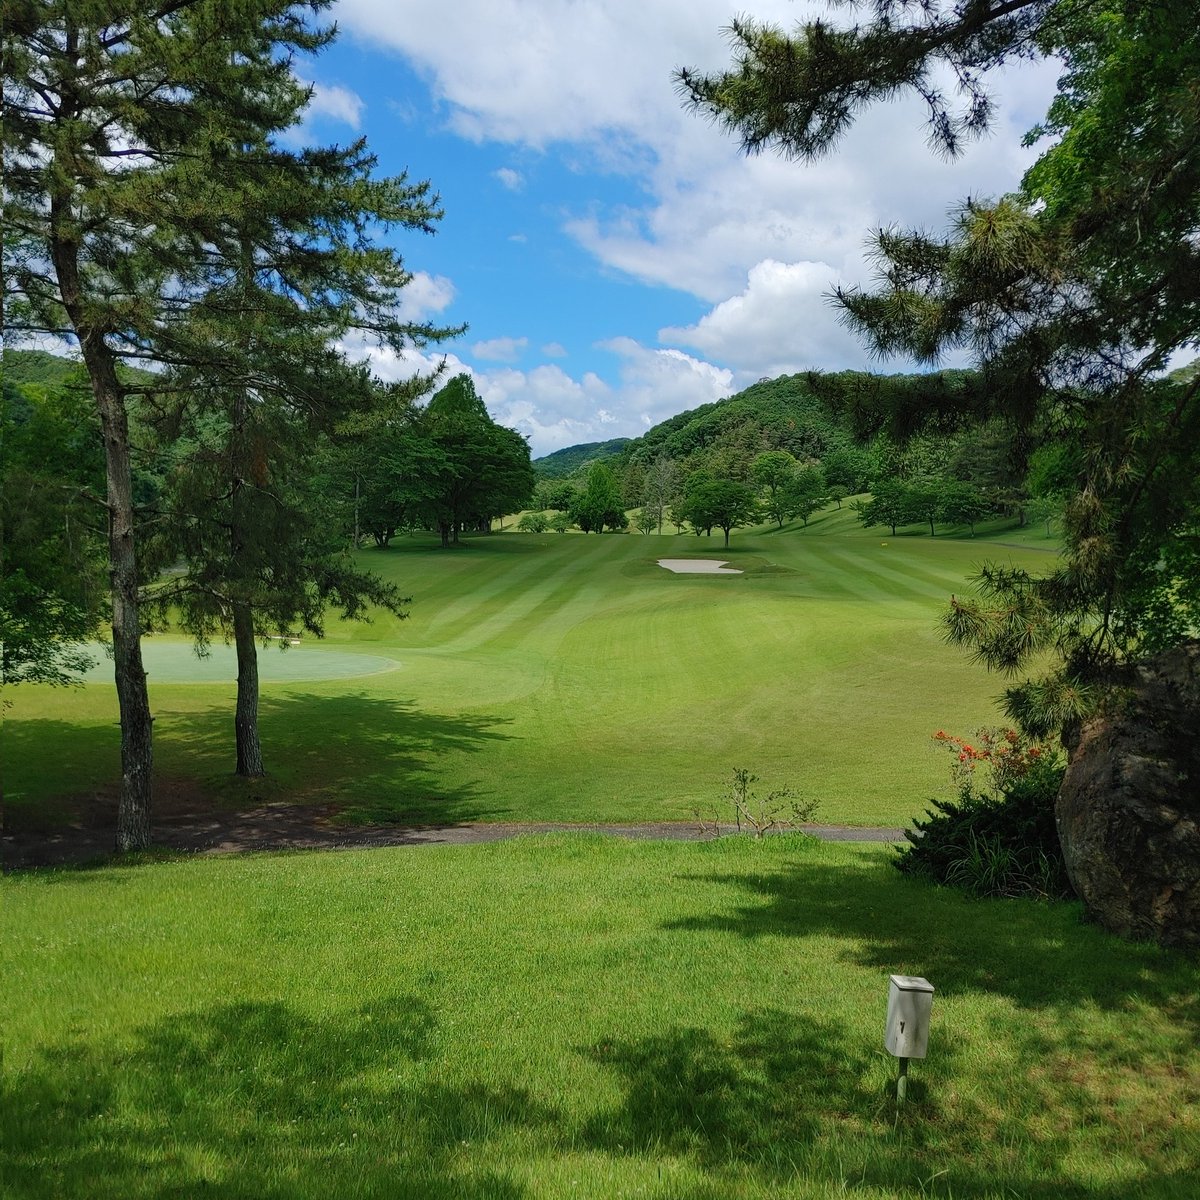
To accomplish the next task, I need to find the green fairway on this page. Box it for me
[4,837,1196,1199]
[7,509,1060,829]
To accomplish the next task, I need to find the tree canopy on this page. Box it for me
[3,2,457,845]
[1,370,107,686]
[680,0,1200,735]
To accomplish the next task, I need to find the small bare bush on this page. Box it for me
[694,768,819,838]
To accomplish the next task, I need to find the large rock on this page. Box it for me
[1057,642,1200,946]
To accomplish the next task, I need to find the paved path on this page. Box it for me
[5,809,908,871]
[309,821,909,847]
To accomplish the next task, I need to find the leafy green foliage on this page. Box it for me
[517,512,549,533]
[532,478,579,513]
[897,727,1068,899]
[676,4,1052,161]
[570,462,627,533]
[533,438,631,479]
[1,377,107,684]
[633,508,658,535]
[853,480,907,536]
[627,374,847,469]
[896,756,1071,900]
[676,478,758,547]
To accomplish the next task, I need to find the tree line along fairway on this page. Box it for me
[6,512,1058,833]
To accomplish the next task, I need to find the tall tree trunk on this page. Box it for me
[52,194,153,851]
[233,601,265,777]
[229,350,266,778]
[94,357,154,851]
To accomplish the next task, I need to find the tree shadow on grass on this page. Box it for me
[634,853,1200,1197]
[664,852,1198,1021]
[163,689,516,823]
[2,996,542,1200]
[581,999,1199,1199]
[5,693,514,868]
[581,1008,881,1171]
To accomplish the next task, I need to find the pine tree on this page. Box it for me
[3,2,457,842]
[679,0,1200,734]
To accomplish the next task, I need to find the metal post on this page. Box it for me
[897,1056,909,1104]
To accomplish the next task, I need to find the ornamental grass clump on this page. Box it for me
[896,728,1071,900]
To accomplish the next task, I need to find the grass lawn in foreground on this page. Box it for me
[4,836,1197,1199]
[7,507,1060,832]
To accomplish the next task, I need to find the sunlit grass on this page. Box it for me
[4,837,1196,1199]
[8,510,1059,830]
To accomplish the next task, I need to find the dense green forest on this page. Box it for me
[529,367,1048,542]
[533,437,631,479]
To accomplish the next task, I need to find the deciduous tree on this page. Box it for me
[571,462,627,534]
[0,374,107,687]
[420,376,535,546]
[680,479,759,548]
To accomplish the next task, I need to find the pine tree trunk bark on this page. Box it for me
[233,602,265,777]
[51,197,153,851]
[230,354,266,778]
[94,356,155,851]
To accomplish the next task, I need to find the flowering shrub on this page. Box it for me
[895,729,1071,900]
[932,727,1048,800]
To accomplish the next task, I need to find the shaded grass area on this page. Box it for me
[4,838,1197,1198]
[4,690,514,834]
[8,515,1060,831]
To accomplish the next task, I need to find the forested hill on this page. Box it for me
[3,348,83,387]
[533,437,632,479]
[3,347,157,391]
[540,368,976,488]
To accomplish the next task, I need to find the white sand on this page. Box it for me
[657,559,743,574]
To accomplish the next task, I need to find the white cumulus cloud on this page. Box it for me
[397,272,457,323]
[305,81,365,128]
[338,331,735,457]
[471,335,529,362]
[332,2,1064,442]
[494,166,525,191]
[598,337,734,432]
[659,259,868,380]
[337,0,1060,384]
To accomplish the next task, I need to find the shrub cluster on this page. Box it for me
[895,730,1072,900]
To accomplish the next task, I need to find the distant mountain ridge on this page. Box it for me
[533,368,988,484]
[533,437,632,478]
[2,348,85,386]
[2,347,157,390]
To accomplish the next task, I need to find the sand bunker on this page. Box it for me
[657,559,743,574]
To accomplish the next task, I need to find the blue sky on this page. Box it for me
[298,1,1062,457]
